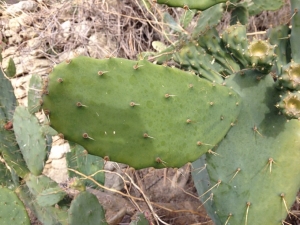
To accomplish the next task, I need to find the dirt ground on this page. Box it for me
[1,0,300,224]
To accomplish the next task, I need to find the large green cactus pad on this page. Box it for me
[192,71,300,225]
[43,56,241,169]
[0,186,30,225]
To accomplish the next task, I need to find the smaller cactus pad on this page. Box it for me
[68,191,107,225]
[0,186,30,225]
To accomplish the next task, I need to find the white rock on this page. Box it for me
[26,37,42,49]
[60,20,72,39]
[6,1,38,15]
[3,29,15,37]
[48,144,70,160]
[16,13,34,26]
[104,161,127,192]
[11,75,31,105]
[1,47,18,58]
[8,33,22,45]
[88,32,116,58]
[44,158,69,183]
[74,20,91,37]
[13,75,29,88]
[8,18,21,33]
[58,47,87,62]
[14,88,27,99]
[20,27,39,40]
[16,57,53,75]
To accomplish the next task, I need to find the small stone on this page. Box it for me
[6,1,38,15]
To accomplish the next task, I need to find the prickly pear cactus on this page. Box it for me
[268,25,290,75]
[155,0,226,10]
[25,174,66,207]
[0,186,30,225]
[0,161,16,188]
[0,59,16,120]
[28,74,44,114]
[0,54,106,225]
[241,0,284,15]
[5,58,16,78]
[13,106,47,175]
[42,56,241,169]
[66,142,105,188]
[16,185,68,225]
[129,213,150,225]
[0,59,29,178]
[68,191,108,225]
[192,71,300,225]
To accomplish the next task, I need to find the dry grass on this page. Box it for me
[1,0,171,62]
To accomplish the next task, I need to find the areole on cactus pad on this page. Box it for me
[42,56,241,169]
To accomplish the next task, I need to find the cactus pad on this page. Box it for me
[66,142,105,188]
[130,213,150,225]
[290,0,300,63]
[13,106,47,175]
[0,160,16,189]
[268,25,290,74]
[43,56,241,169]
[28,74,44,114]
[0,59,16,121]
[16,185,68,225]
[156,0,226,10]
[5,58,16,78]
[0,61,29,178]
[68,191,107,225]
[25,174,66,205]
[0,186,30,225]
[192,71,300,224]
[221,23,249,68]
